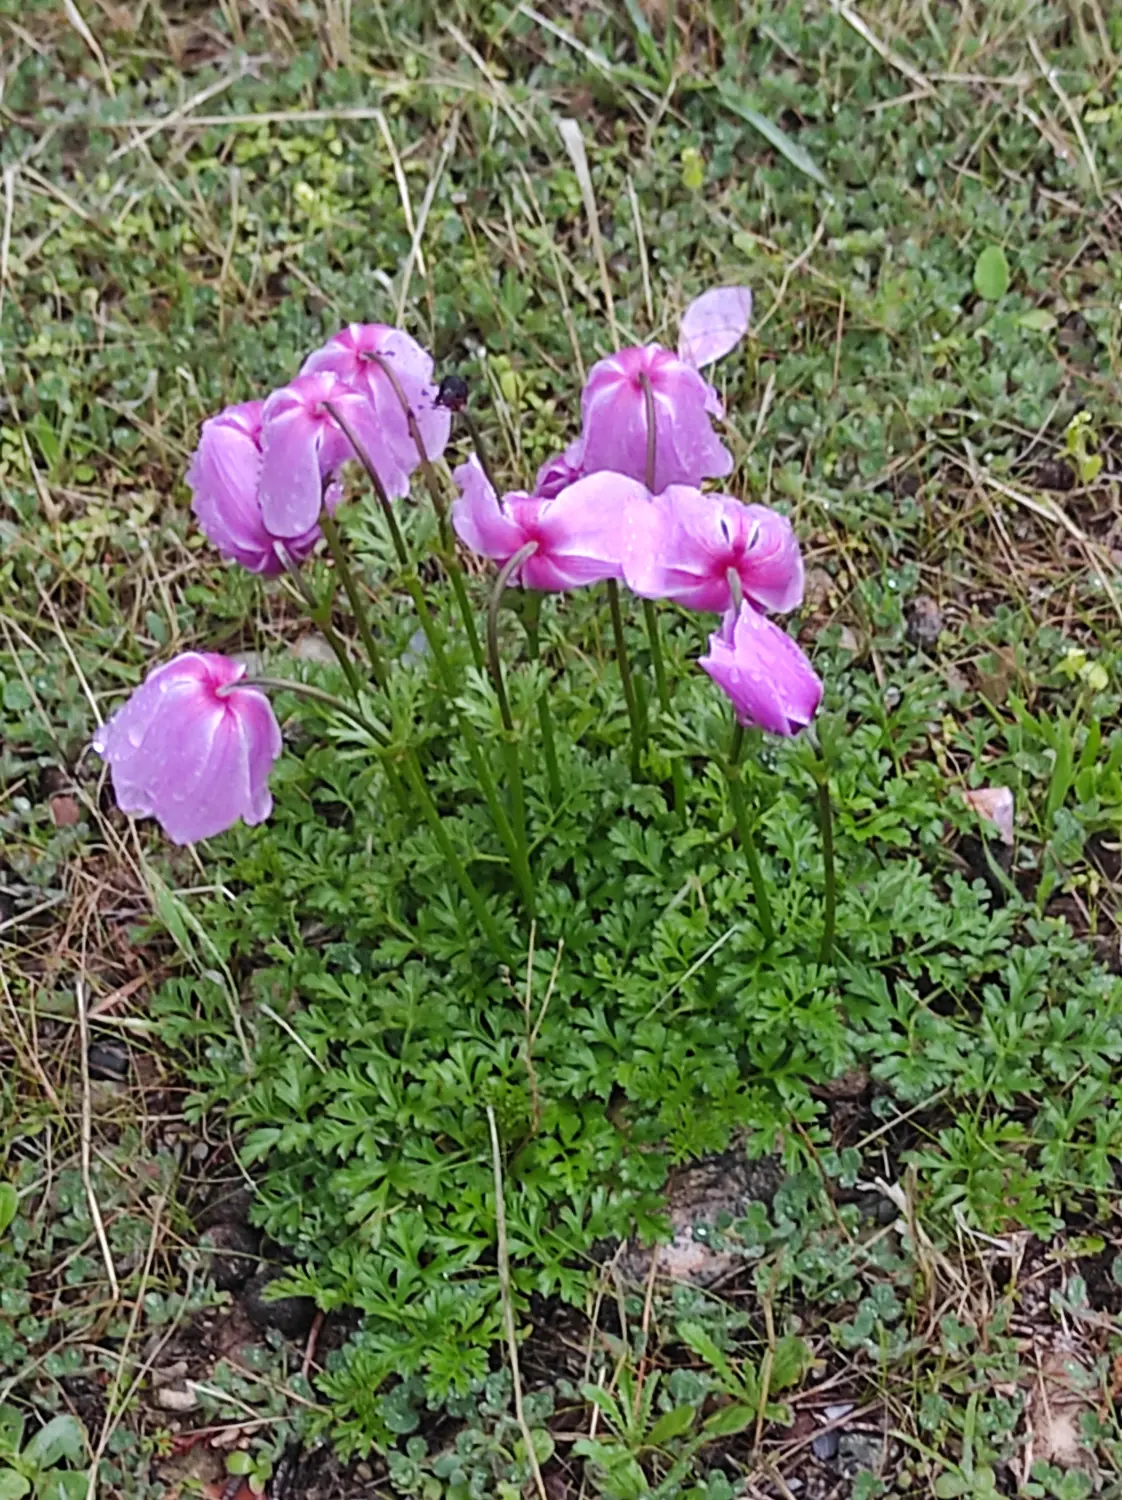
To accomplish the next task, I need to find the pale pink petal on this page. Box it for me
[524,473,641,590]
[302,322,450,490]
[93,654,282,845]
[700,604,821,736]
[737,504,805,613]
[534,438,586,499]
[962,787,1015,845]
[623,489,803,615]
[451,456,526,560]
[678,286,753,369]
[259,398,330,538]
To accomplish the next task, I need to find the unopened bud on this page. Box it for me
[436,374,469,412]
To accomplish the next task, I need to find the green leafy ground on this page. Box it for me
[3,3,1122,1497]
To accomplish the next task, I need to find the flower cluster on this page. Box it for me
[187,324,447,572]
[450,285,821,737]
[96,285,821,851]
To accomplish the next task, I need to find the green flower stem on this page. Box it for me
[227,675,388,742]
[639,370,658,491]
[365,350,485,673]
[327,400,535,915]
[235,674,506,959]
[232,673,408,813]
[487,543,538,873]
[318,510,388,690]
[607,578,644,781]
[275,542,364,701]
[522,597,562,807]
[636,369,684,818]
[641,598,686,822]
[726,722,776,944]
[815,766,836,965]
[397,750,509,961]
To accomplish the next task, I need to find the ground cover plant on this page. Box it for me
[3,2,1122,1497]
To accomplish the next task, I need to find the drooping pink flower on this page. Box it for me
[93,653,282,845]
[187,401,322,575]
[700,603,821,736]
[623,487,803,614]
[534,438,586,499]
[678,286,753,370]
[451,455,642,591]
[579,345,733,492]
[301,323,450,500]
[258,370,379,539]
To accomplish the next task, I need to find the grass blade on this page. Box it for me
[717,86,829,187]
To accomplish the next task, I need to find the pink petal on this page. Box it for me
[700,605,821,736]
[259,403,328,538]
[525,472,641,590]
[93,653,283,844]
[451,456,527,560]
[962,787,1014,846]
[737,504,805,613]
[678,286,753,369]
[534,438,586,499]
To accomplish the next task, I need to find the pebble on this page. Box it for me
[289,633,338,667]
[87,1039,130,1082]
[200,1221,261,1292]
[154,1385,199,1412]
[906,594,943,648]
[242,1270,317,1338]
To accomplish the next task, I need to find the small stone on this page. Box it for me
[906,595,943,648]
[355,1463,374,1481]
[803,567,834,612]
[400,627,429,667]
[155,1385,199,1412]
[838,1432,887,1477]
[811,1427,839,1460]
[87,1040,130,1082]
[200,1222,260,1293]
[242,1270,316,1338]
[152,1361,188,1387]
[49,795,80,828]
[289,633,338,667]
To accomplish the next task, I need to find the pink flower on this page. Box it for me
[678,286,753,371]
[93,653,282,845]
[451,455,642,591]
[579,345,733,492]
[301,323,450,499]
[700,603,822,736]
[623,487,803,614]
[258,370,379,539]
[187,401,322,575]
[533,438,585,499]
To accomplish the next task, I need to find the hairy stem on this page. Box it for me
[641,598,686,822]
[606,578,644,781]
[398,751,509,961]
[327,400,535,914]
[487,543,539,885]
[274,542,364,701]
[523,598,563,806]
[727,722,776,944]
[637,370,684,817]
[365,350,485,671]
[318,510,388,690]
[816,769,836,965]
[460,407,503,504]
